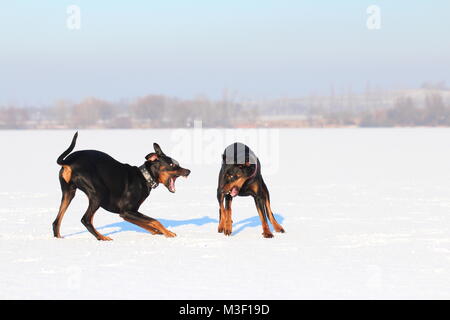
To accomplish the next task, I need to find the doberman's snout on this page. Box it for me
[183,168,191,177]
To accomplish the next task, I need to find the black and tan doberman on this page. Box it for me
[53,132,190,240]
[217,142,285,238]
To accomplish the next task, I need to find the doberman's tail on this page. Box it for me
[57,132,78,165]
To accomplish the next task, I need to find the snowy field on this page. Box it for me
[1,128,450,299]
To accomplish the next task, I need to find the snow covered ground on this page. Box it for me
[1,128,450,299]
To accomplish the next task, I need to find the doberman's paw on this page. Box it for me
[165,230,177,238]
[98,235,113,241]
[262,231,274,238]
[275,226,285,233]
[218,226,224,233]
[223,221,233,236]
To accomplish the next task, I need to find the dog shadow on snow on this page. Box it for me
[64,214,284,237]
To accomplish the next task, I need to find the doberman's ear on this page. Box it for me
[145,152,159,161]
[153,143,165,156]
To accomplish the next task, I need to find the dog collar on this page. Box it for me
[249,161,258,179]
[139,165,159,190]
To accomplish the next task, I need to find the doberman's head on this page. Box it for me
[145,143,190,193]
[219,143,259,197]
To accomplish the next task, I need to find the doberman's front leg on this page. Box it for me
[81,199,112,241]
[261,182,285,233]
[120,212,176,237]
[254,197,274,238]
[265,198,285,233]
[217,192,226,233]
[223,195,233,236]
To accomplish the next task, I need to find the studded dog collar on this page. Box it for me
[139,165,159,190]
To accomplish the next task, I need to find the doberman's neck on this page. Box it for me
[139,162,159,189]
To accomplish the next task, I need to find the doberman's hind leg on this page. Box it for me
[120,212,176,237]
[81,199,112,241]
[53,176,77,238]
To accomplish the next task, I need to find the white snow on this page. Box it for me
[1,128,450,299]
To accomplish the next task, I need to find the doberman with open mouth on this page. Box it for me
[53,132,190,240]
[217,142,285,238]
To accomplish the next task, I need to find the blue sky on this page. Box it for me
[0,1,449,105]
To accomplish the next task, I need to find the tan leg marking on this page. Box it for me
[223,197,233,236]
[218,195,226,233]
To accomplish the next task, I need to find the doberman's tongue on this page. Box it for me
[169,177,176,192]
[230,187,239,197]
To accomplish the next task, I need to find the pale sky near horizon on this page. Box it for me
[0,1,449,105]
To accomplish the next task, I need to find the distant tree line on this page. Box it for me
[0,95,258,129]
[1,90,450,129]
[359,94,450,127]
